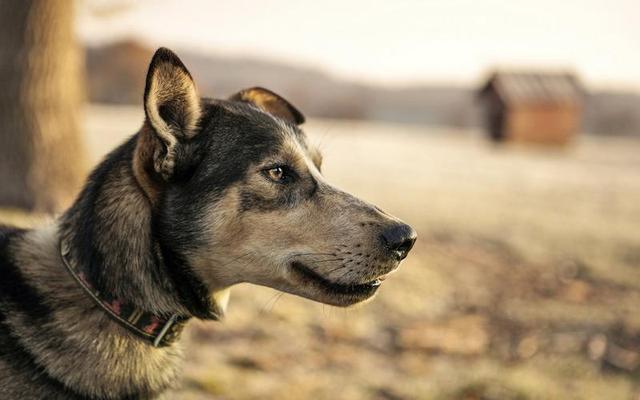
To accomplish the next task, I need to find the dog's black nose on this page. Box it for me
[381,223,417,260]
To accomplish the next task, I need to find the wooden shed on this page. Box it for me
[478,71,584,144]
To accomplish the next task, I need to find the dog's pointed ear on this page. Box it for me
[229,87,305,125]
[143,47,201,179]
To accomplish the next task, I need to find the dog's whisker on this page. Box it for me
[259,291,286,315]
[259,292,280,314]
[325,264,349,274]
[266,292,285,313]
[291,252,336,258]
[337,271,357,281]
[310,258,344,264]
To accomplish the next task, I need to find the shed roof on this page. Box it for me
[479,71,584,105]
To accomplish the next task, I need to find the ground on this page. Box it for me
[2,105,640,399]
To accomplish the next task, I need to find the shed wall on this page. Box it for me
[505,104,580,144]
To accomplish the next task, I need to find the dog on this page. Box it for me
[0,48,416,399]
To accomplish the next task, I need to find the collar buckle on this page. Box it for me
[153,314,179,347]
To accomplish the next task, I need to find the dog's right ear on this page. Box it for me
[142,47,201,180]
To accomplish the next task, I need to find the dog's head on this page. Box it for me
[134,48,416,315]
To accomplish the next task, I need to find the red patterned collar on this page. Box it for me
[59,236,190,347]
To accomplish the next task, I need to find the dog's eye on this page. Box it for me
[267,167,284,181]
[264,166,293,184]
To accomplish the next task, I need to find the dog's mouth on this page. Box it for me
[290,261,382,302]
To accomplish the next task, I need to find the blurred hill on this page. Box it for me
[87,41,640,135]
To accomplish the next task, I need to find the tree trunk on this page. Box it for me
[0,0,86,213]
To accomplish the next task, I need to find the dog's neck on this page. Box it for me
[59,135,222,331]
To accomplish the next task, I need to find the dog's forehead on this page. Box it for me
[203,99,317,161]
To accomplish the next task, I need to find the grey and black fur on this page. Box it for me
[0,48,416,399]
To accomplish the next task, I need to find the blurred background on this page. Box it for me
[1,1,640,399]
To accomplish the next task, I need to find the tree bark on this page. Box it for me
[0,0,86,212]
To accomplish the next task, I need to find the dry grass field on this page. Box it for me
[3,105,640,399]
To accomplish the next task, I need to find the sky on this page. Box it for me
[77,0,640,90]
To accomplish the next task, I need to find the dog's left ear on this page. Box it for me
[143,47,201,180]
[230,87,305,125]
